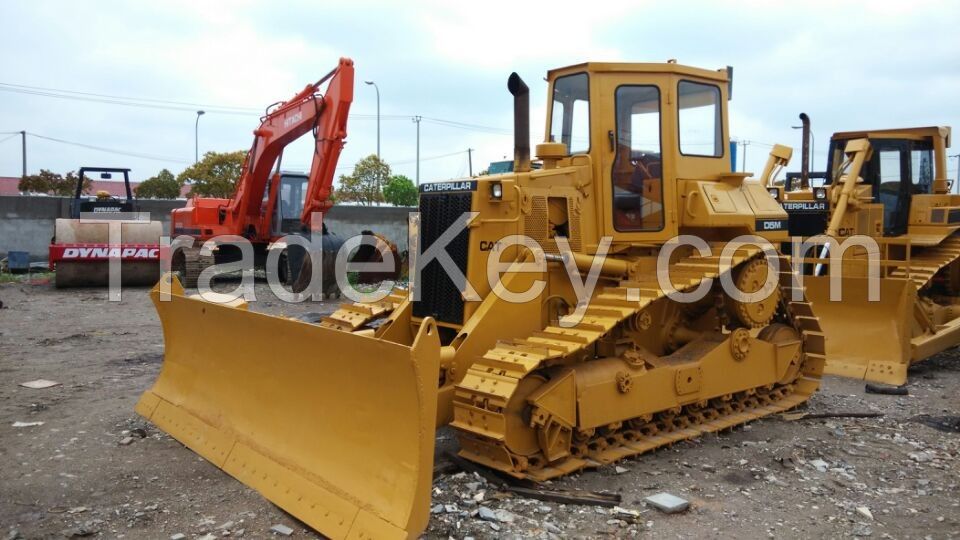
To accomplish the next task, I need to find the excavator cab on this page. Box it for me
[272,172,310,235]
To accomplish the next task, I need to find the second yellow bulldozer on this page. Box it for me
[138,61,825,539]
[779,126,960,385]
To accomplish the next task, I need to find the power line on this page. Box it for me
[0,81,511,133]
[0,81,259,111]
[0,82,410,118]
[0,133,19,144]
[422,116,512,135]
[394,149,467,166]
[0,85,256,116]
[0,83,382,119]
[26,132,191,164]
[312,149,469,173]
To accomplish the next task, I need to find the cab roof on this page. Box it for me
[547,61,730,82]
[832,126,951,147]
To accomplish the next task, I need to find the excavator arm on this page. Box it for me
[226,57,354,235]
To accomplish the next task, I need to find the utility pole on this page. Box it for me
[412,116,422,186]
[741,140,750,173]
[468,148,473,176]
[20,130,26,178]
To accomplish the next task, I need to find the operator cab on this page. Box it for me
[70,167,137,218]
[272,171,310,234]
[825,129,941,236]
[545,62,747,243]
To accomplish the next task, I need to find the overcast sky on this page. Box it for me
[1,0,958,185]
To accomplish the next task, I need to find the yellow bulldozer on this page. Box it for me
[778,126,959,385]
[137,61,826,539]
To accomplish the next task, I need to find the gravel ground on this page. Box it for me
[1,277,958,539]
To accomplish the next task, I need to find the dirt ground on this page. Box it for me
[1,277,958,539]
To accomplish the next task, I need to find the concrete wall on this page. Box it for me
[0,195,414,260]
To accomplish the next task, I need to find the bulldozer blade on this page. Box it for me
[804,275,914,385]
[136,274,440,539]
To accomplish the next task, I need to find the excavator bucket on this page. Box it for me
[804,275,915,385]
[136,274,440,539]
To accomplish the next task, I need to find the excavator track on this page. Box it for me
[176,247,215,289]
[451,248,824,481]
[888,233,960,290]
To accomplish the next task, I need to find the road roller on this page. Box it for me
[49,167,163,288]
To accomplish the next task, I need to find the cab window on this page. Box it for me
[910,143,934,192]
[678,80,722,157]
[612,85,663,232]
[550,73,590,154]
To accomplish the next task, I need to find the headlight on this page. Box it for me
[814,187,827,200]
[767,187,780,200]
[490,182,503,200]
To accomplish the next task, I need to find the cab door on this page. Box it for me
[866,140,912,236]
[596,75,676,243]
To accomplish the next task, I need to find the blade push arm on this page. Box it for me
[825,138,871,237]
[227,57,354,232]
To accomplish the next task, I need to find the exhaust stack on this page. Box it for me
[799,113,811,189]
[508,72,531,173]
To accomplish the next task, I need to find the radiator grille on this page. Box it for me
[566,197,582,252]
[413,192,473,325]
[526,196,581,254]
[524,196,549,247]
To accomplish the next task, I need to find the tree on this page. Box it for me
[135,169,182,199]
[18,169,90,196]
[382,174,418,206]
[336,154,389,205]
[177,150,246,198]
[64,172,94,196]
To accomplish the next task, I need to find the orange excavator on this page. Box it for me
[170,57,396,292]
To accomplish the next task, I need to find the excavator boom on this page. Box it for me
[228,57,354,233]
[168,58,358,289]
[172,58,353,243]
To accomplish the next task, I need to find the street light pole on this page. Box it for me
[20,130,26,178]
[364,81,380,159]
[195,110,205,163]
[413,115,422,186]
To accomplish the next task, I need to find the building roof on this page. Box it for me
[0,176,28,196]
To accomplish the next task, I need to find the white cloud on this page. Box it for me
[0,0,958,181]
